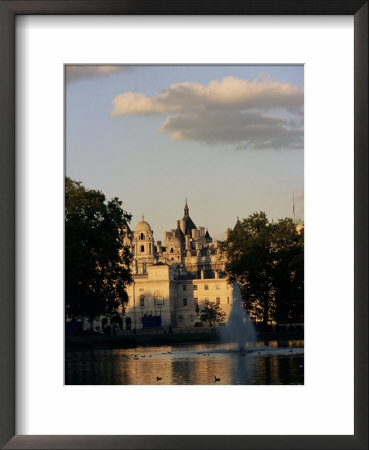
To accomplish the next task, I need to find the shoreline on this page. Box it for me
[66,330,304,351]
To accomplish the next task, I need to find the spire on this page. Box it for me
[184,198,189,217]
[205,228,212,242]
[233,217,242,232]
[182,198,196,236]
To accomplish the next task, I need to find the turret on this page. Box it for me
[132,214,156,273]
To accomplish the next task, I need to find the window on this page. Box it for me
[204,284,209,290]
[227,297,229,304]
[183,298,187,306]
[140,296,145,308]
[194,285,198,290]
[216,297,220,305]
[170,247,174,253]
[140,245,144,252]
[140,233,144,240]
[216,284,220,290]
[194,298,198,305]
[205,298,209,305]
[182,285,187,291]
[154,291,163,308]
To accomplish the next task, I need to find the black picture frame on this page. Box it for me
[0,1,367,449]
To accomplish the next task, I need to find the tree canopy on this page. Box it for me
[221,212,304,326]
[65,177,132,322]
[200,302,226,327]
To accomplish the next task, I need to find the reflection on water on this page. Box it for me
[66,341,304,385]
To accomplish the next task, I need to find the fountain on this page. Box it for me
[221,282,257,351]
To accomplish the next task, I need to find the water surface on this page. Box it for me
[66,340,304,385]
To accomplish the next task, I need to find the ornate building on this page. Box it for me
[122,201,233,330]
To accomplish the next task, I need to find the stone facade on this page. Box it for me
[122,201,233,330]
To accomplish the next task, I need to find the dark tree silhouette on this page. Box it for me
[65,177,132,322]
[221,212,304,326]
[200,302,226,327]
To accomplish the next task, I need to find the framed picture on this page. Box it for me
[0,1,367,449]
[64,62,305,388]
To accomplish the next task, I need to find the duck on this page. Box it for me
[156,376,162,381]
[214,376,220,382]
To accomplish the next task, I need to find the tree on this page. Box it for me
[270,219,304,324]
[200,302,226,327]
[221,212,304,326]
[65,177,132,323]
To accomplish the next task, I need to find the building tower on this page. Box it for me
[132,215,156,274]
[181,199,197,237]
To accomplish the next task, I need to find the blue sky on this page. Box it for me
[66,65,304,241]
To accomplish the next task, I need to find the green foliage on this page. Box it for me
[200,302,226,327]
[222,212,304,325]
[65,177,132,321]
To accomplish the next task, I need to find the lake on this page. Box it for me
[66,340,304,385]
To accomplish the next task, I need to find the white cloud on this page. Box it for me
[66,65,131,84]
[112,76,304,150]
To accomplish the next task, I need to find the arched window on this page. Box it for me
[140,233,145,240]
[154,291,164,308]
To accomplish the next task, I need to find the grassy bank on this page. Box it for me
[66,329,304,350]
[66,332,218,350]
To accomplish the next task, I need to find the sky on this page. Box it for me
[66,65,304,241]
